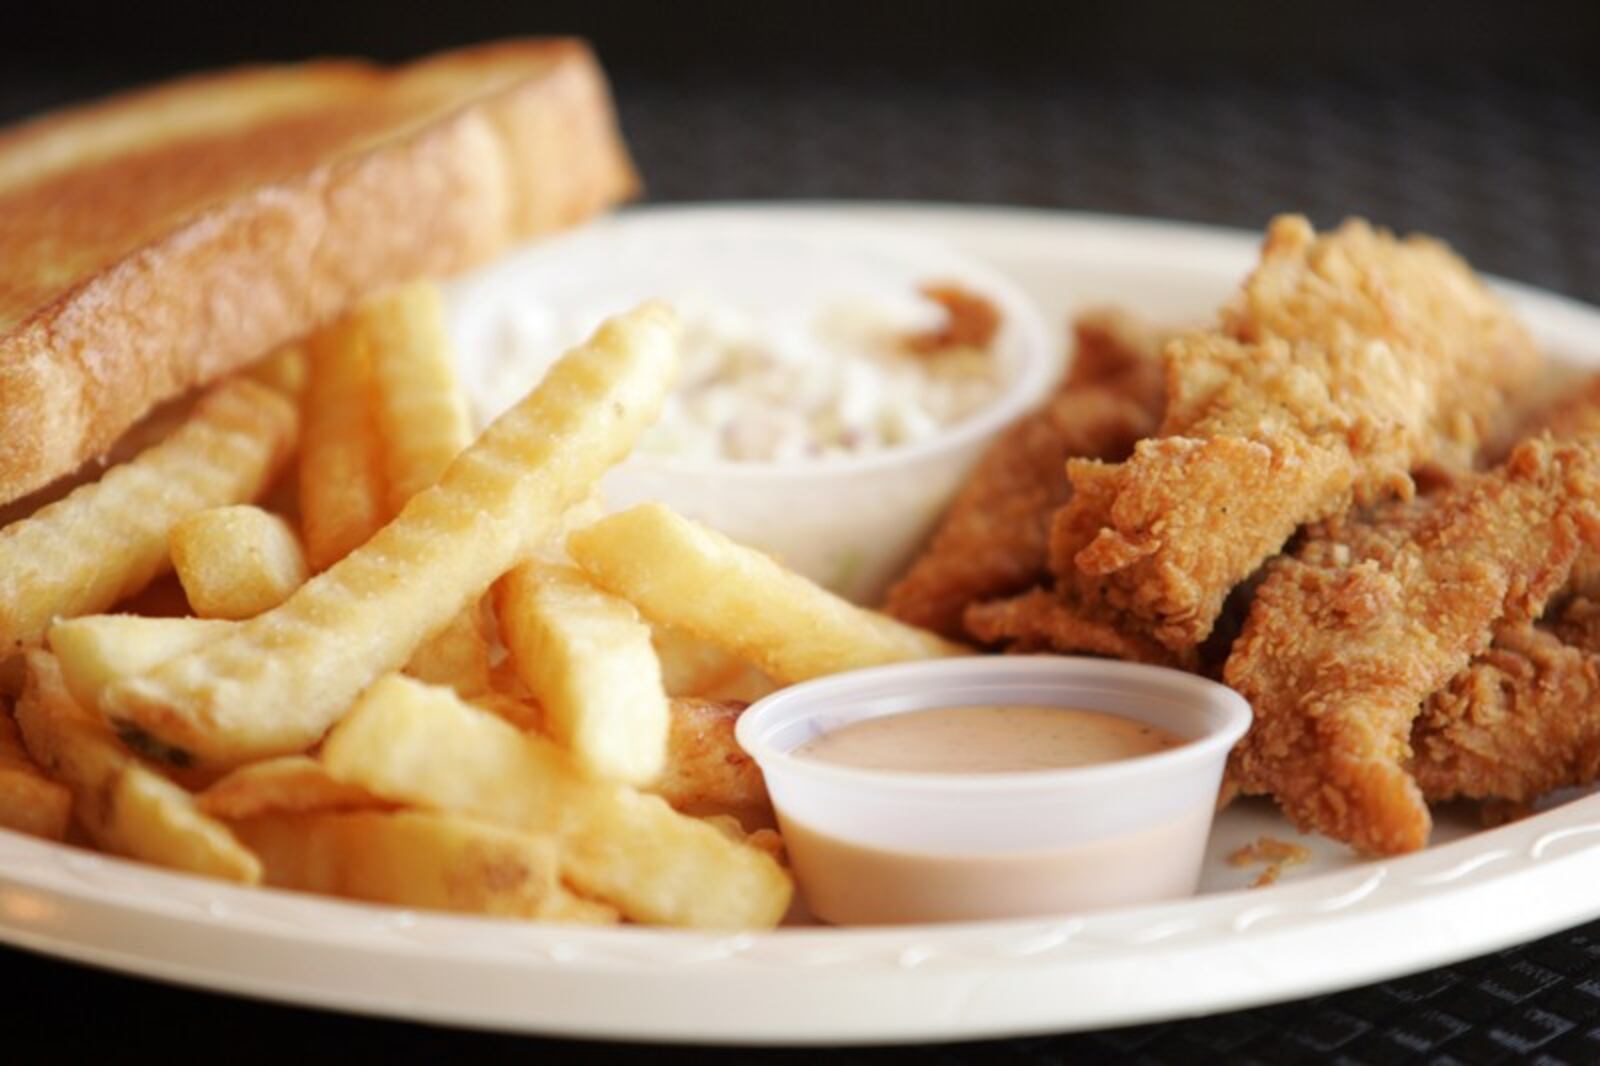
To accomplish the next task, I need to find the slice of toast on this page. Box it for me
[0,38,639,505]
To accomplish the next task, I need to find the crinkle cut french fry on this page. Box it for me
[198,755,390,820]
[403,606,494,699]
[171,505,309,620]
[102,303,680,768]
[14,651,259,883]
[364,282,493,694]
[496,562,668,784]
[299,312,387,571]
[321,675,792,929]
[49,615,231,727]
[568,504,963,684]
[230,809,616,923]
[366,281,474,514]
[0,705,71,840]
[0,379,296,652]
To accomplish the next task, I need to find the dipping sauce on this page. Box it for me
[780,806,1212,926]
[784,704,1199,925]
[739,657,1251,928]
[794,705,1186,774]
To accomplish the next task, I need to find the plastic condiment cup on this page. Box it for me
[736,657,1252,926]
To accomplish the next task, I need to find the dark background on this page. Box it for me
[5,2,1600,1062]
[4,2,1599,297]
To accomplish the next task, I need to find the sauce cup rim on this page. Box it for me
[736,656,1253,794]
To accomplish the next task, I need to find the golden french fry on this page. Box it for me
[0,706,72,840]
[496,562,668,784]
[299,312,387,571]
[50,615,231,727]
[321,675,791,929]
[101,303,680,768]
[403,606,493,699]
[246,344,309,397]
[650,698,771,824]
[0,379,296,653]
[198,755,390,820]
[652,624,780,703]
[231,810,616,923]
[568,504,962,684]
[14,651,259,882]
[170,505,310,620]
[366,281,473,514]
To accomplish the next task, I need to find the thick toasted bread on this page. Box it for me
[0,39,639,505]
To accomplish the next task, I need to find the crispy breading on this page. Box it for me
[963,587,1188,666]
[1224,438,1600,855]
[883,309,1164,639]
[1412,623,1600,805]
[1054,216,1542,652]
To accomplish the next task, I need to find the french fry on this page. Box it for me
[101,303,680,768]
[231,810,616,923]
[299,311,386,571]
[403,606,493,699]
[170,505,309,620]
[366,281,473,514]
[0,706,72,840]
[496,562,668,784]
[14,651,259,883]
[198,755,390,820]
[652,625,780,703]
[321,675,792,929]
[568,504,962,684]
[365,282,495,693]
[246,344,309,397]
[49,615,231,727]
[0,379,297,653]
[650,698,771,824]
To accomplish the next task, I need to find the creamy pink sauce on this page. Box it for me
[785,705,1202,926]
[794,705,1185,773]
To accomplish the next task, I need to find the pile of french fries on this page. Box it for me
[0,285,960,929]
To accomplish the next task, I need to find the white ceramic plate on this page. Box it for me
[4,204,1600,1046]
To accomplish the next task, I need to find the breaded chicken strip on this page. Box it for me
[1225,438,1600,855]
[1408,374,1600,808]
[1055,216,1541,652]
[1412,622,1600,806]
[883,309,1164,639]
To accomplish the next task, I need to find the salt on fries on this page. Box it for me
[170,506,309,620]
[98,303,681,768]
[322,675,792,928]
[15,651,260,882]
[568,503,964,683]
[496,562,669,785]
[0,379,296,652]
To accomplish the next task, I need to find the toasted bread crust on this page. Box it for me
[0,39,639,505]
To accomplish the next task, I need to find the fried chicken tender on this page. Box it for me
[1406,373,1600,807]
[883,309,1164,639]
[1054,216,1542,653]
[1412,623,1600,805]
[1225,438,1600,855]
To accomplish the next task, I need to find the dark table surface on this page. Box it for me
[4,56,1600,1064]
